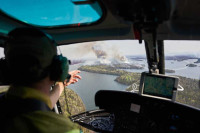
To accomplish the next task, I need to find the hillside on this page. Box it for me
[59,87,92,133]
[176,77,200,108]
[59,87,86,116]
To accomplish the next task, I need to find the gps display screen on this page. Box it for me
[143,74,177,99]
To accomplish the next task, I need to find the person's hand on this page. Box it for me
[50,70,81,108]
[64,70,81,86]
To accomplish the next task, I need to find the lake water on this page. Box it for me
[69,64,127,110]
[126,59,200,79]
[69,59,200,111]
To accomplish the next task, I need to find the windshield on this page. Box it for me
[58,40,200,113]
[0,0,103,27]
[0,40,200,114]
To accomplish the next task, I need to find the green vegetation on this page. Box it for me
[79,65,128,76]
[59,87,92,133]
[115,72,141,85]
[59,87,86,116]
[176,76,200,108]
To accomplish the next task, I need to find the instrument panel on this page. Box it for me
[71,90,200,133]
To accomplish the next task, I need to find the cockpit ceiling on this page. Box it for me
[1,0,200,46]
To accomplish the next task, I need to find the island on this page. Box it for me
[113,63,144,69]
[165,69,175,73]
[78,65,141,85]
[78,65,128,76]
[194,58,200,63]
[186,64,197,67]
[165,55,198,61]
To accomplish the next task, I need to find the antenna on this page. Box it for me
[57,46,63,55]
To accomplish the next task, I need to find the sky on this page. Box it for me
[164,40,200,56]
[0,40,200,59]
[59,40,200,59]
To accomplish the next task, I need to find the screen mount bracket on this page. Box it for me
[144,29,160,74]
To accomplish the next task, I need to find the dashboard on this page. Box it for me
[71,90,200,133]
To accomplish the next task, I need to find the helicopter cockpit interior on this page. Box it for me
[0,0,200,132]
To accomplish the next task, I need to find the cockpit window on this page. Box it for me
[0,48,8,93]
[1,40,200,113]
[58,40,200,114]
[0,0,103,27]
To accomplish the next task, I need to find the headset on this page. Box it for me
[50,54,71,82]
[0,27,71,85]
[45,31,71,82]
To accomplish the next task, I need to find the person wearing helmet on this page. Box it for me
[0,27,81,133]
